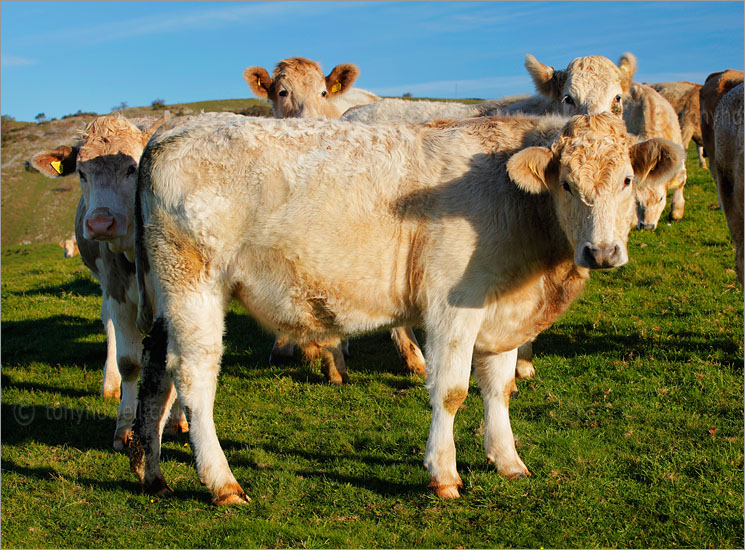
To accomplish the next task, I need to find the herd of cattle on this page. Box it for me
[30,53,743,505]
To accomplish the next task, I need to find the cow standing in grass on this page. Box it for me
[60,234,79,258]
[129,112,682,504]
[700,71,744,284]
[244,57,424,377]
[31,112,188,450]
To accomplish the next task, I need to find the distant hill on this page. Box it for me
[0,98,273,247]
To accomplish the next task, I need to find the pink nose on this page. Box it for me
[86,216,117,239]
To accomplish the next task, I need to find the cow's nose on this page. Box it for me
[86,216,117,239]
[582,243,624,269]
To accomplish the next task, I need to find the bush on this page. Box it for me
[151,98,166,110]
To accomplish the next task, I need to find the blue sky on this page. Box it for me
[2,1,743,122]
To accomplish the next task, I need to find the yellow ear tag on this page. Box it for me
[331,82,342,94]
[51,160,63,175]
[257,77,262,87]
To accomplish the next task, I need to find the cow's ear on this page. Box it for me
[141,110,171,145]
[617,52,637,94]
[525,54,566,101]
[326,63,359,96]
[507,146,557,194]
[30,145,78,178]
[244,66,272,99]
[631,138,684,189]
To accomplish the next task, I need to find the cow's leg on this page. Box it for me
[106,295,145,451]
[473,348,530,480]
[423,308,483,499]
[269,332,296,365]
[166,288,249,505]
[100,299,122,400]
[669,171,687,221]
[390,326,426,376]
[164,399,189,435]
[515,340,535,380]
[130,317,179,496]
[301,339,348,384]
[694,138,707,169]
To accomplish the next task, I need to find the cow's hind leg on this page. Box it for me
[474,348,530,480]
[100,299,121,400]
[390,326,426,376]
[166,288,250,505]
[301,339,348,384]
[515,340,535,381]
[269,332,296,365]
[129,317,179,496]
[669,171,687,221]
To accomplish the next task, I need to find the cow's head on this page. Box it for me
[507,113,684,269]
[31,112,170,257]
[634,157,686,230]
[59,236,79,258]
[525,53,636,117]
[244,57,359,118]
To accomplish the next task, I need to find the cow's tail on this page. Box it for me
[135,145,155,335]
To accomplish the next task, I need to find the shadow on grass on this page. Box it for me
[1,314,104,368]
[8,276,101,299]
[2,376,93,399]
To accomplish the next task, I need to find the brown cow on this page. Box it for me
[243,57,379,119]
[129,112,682,504]
[31,112,188,450]
[646,81,707,168]
[700,71,744,284]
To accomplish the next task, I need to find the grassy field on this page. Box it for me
[1,144,743,548]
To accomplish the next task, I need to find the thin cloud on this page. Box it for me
[1,55,36,67]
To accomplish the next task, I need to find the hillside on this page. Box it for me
[0,98,272,247]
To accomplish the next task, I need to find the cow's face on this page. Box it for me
[244,57,359,119]
[525,54,636,117]
[508,114,684,269]
[634,149,687,231]
[31,113,169,257]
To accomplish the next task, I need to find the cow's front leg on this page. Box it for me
[106,295,144,451]
[129,317,179,496]
[669,173,687,221]
[423,309,484,498]
[301,339,348,384]
[390,326,426,376]
[167,289,249,505]
[474,348,530,480]
[100,299,122,400]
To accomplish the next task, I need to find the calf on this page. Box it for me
[31,112,187,450]
[60,234,79,258]
[700,71,744,284]
[520,52,687,229]
[129,112,682,504]
[244,57,380,119]
[646,81,707,168]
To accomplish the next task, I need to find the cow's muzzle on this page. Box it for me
[578,242,628,269]
[85,208,122,240]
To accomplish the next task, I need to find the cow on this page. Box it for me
[700,71,745,284]
[128,111,683,505]
[646,81,707,168]
[244,56,422,377]
[520,52,687,230]
[340,95,533,123]
[243,57,380,119]
[60,234,79,258]
[30,112,188,450]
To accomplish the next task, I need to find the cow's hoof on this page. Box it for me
[165,418,189,436]
[102,387,121,401]
[113,430,132,451]
[433,484,461,499]
[144,476,173,497]
[515,361,535,380]
[213,483,251,506]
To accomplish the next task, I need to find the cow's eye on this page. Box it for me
[562,95,575,107]
[659,195,665,203]
[321,90,327,97]
[624,176,633,187]
[278,90,289,97]
[614,95,623,104]
[126,165,136,177]
[562,181,572,195]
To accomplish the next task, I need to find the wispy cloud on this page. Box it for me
[1,55,36,68]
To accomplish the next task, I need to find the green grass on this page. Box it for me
[1,144,743,548]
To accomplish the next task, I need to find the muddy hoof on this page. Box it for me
[113,431,132,451]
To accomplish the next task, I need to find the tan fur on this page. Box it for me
[443,387,468,415]
[700,70,744,165]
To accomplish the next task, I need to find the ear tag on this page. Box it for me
[331,82,342,94]
[257,77,262,87]
[51,160,63,175]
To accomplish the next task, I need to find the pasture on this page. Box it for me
[1,144,743,548]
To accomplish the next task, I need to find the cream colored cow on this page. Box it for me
[31,113,188,450]
[243,57,379,119]
[700,71,744,284]
[130,112,682,505]
[521,53,686,230]
[60,234,79,258]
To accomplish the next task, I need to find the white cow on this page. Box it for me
[128,111,682,505]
